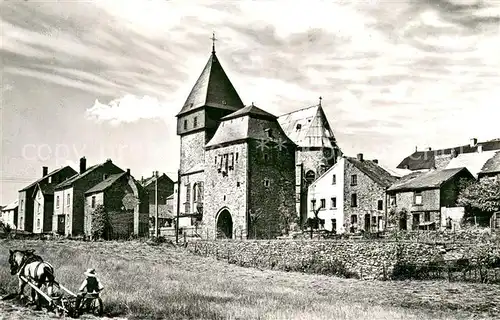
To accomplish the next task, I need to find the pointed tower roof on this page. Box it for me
[176,52,245,117]
[277,103,338,149]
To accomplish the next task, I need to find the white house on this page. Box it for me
[1,199,18,230]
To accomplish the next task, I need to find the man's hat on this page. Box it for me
[84,268,96,277]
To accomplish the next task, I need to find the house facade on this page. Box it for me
[53,157,124,236]
[140,172,175,229]
[84,169,149,239]
[386,167,475,231]
[1,200,18,230]
[18,166,77,232]
[307,154,397,234]
[32,183,57,234]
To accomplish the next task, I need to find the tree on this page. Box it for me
[91,204,110,240]
[457,178,500,225]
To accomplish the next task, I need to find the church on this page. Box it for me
[173,39,342,239]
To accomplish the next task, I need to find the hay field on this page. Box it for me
[0,239,498,320]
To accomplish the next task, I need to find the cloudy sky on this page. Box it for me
[1,0,499,204]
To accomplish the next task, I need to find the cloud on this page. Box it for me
[85,95,174,126]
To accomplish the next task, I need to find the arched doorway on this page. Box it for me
[216,209,233,239]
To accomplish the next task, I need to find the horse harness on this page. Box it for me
[16,253,45,281]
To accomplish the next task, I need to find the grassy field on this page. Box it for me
[0,239,498,320]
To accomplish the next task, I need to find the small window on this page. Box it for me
[48,177,52,183]
[351,175,357,186]
[193,116,198,128]
[91,196,96,208]
[372,216,377,224]
[351,193,357,207]
[265,128,272,138]
[237,182,240,187]
[264,154,269,162]
[103,174,108,180]
[56,196,60,208]
[414,191,423,205]
[332,174,336,185]
[235,152,239,162]
[311,199,316,211]
[37,219,40,228]
[67,194,71,206]
[390,195,396,206]
[296,123,302,130]
[184,119,188,130]
[331,197,337,208]
[320,199,326,209]
[351,215,358,224]
[37,203,41,214]
[424,212,431,222]
[264,178,270,187]
[377,200,383,210]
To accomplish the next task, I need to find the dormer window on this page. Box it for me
[103,174,109,180]
[296,123,302,130]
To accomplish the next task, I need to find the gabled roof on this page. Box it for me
[55,160,124,190]
[347,158,399,188]
[387,167,471,192]
[277,105,338,149]
[221,104,276,121]
[397,138,500,170]
[480,150,500,175]
[33,183,56,197]
[445,150,499,178]
[19,166,76,192]
[85,173,127,195]
[176,52,245,117]
[205,104,295,149]
[2,199,18,211]
[140,173,175,187]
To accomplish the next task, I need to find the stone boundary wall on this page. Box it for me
[186,239,500,281]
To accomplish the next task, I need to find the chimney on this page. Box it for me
[357,153,364,161]
[126,168,131,175]
[141,176,144,183]
[42,166,48,177]
[470,138,477,147]
[155,170,159,177]
[478,144,483,153]
[80,157,87,174]
[451,149,457,158]
[426,147,432,151]
[106,158,112,163]
[415,146,418,152]
[152,171,155,177]
[372,159,378,164]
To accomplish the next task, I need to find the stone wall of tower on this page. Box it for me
[248,139,296,239]
[203,144,248,239]
[179,132,206,174]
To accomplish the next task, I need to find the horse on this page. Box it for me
[8,249,56,309]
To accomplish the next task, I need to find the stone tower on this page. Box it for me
[278,103,342,227]
[204,104,297,239]
[175,44,245,224]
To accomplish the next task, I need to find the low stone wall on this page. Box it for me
[186,239,500,281]
[386,229,499,244]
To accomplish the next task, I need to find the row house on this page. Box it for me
[84,169,149,238]
[397,138,500,172]
[478,150,500,182]
[53,157,125,236]
[140,172,175,228]
[18,166,77,233]
[386,167,475,231]
[307,154,398,234]
[1,199,18,230]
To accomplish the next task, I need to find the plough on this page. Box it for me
[18,275,96,318]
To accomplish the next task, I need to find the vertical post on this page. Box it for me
[176,169,181,244]
[155,171,159,238]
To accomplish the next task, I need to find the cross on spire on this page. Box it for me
[319,96,322,106]
[211,32,217,53]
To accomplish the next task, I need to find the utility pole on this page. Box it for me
[175,169,181,244]
[155,171,159,238]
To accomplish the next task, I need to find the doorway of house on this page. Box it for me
[364,214,371,232]
[216,209,233,239]
[57,215,65,235]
